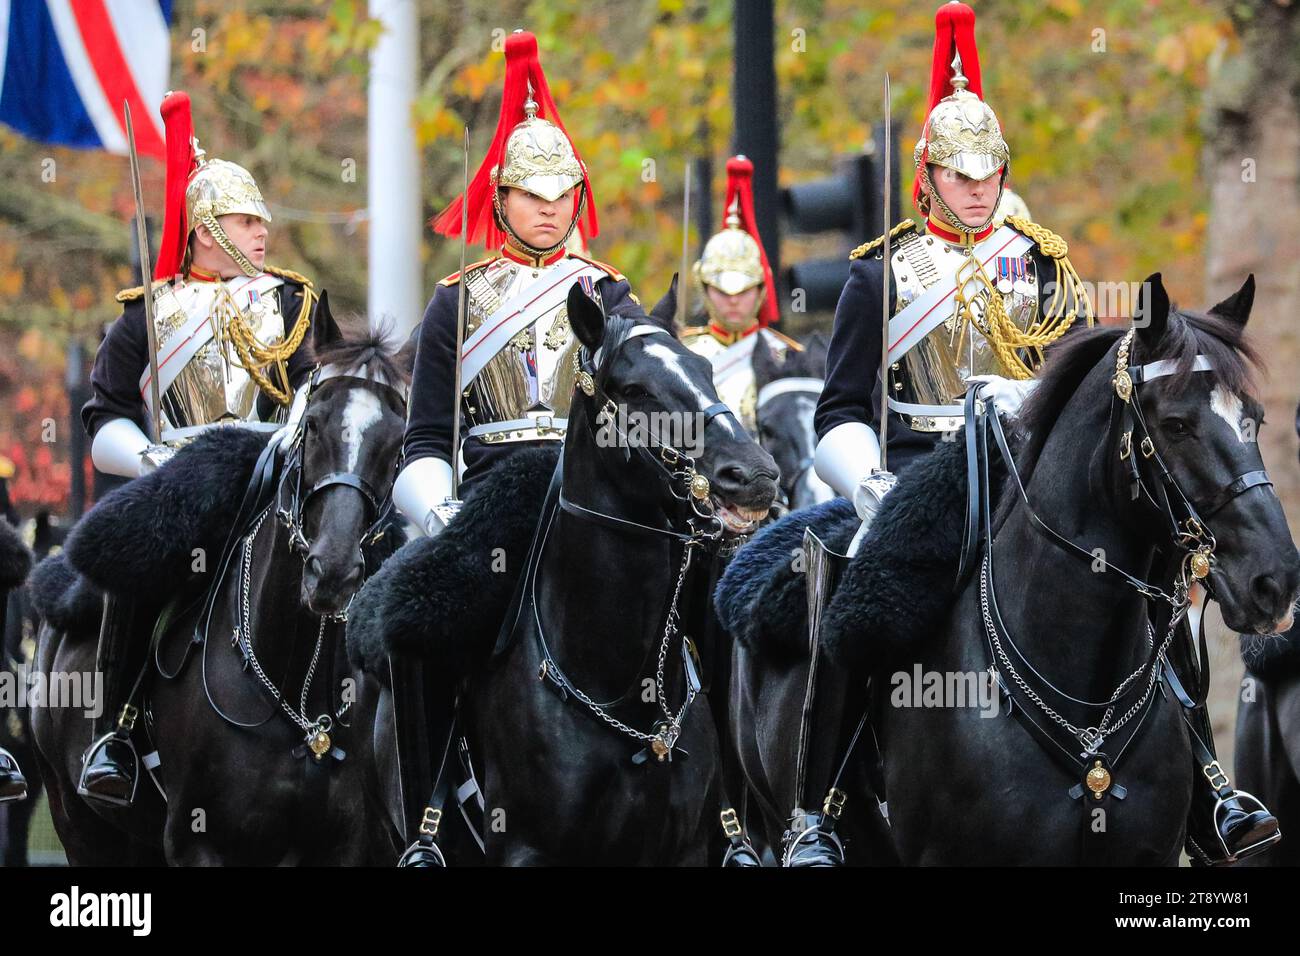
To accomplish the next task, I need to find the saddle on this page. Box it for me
[63,427,274,598]
[821,431,1008,677]
[345,446,560,676]
[28,552,103,636]
[713,497,857,661]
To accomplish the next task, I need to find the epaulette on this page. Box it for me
[568,252,625,282]
[763,327,804,352]
[849,219,919,261]
[680,325,711,341]
[115,279,169,303]
[437,255,499,287]
[1004,216,1068,259]
[264,265,314,287]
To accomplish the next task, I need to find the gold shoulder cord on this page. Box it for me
[979,216,1095,379]
[225,282,315,406]
[849,219,917,261]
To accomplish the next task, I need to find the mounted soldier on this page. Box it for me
[77,91,322,807]
[681,155,802,437]
[387,29,671,864]
[780,0,1096,864]
[394,30,663,539]
[810,0,1277,866]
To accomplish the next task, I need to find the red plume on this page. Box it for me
[432,31,597,248]
[722,156,778,326]
[154,91,196,280]
[914,2,986,209]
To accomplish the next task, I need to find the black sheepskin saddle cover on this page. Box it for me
[28,552,104,636]
[346,446,560,675]
[64,427,271,597]
[0,518,32,589]
[1240,626,1300,681]
[713,497,858,662]
[821,437,1004,677]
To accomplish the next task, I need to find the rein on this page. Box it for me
[962,327,1276,812]
[171,363,405,761]
[526,322,747,762]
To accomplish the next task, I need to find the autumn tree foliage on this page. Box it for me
[0,0,1250,514]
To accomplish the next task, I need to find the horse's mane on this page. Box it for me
[1016,308,1262,482]
[311,318,413,387]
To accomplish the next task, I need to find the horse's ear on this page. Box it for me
[751,331,781,390]
[803,331,830,378]
[1209,274,1255,327]
[567,282,605,352]
[311,290,341,354]
[1134,273,1170,348]
[650,273,678,327]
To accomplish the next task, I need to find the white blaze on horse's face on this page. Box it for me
[640,341,744,440]
[1209,384,1248,443]
[341,387,383,473]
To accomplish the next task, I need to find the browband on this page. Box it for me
[1129,355,1213,385]
[316,362,410,402]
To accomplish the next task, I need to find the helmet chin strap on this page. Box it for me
[197,211,260,277]
[920,163,1005,237]
[493,184,587,260]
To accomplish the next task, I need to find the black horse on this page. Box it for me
[458,284,777,865]
[32,313,408,865]
[823,274,1299,864]
[752,331,834,515]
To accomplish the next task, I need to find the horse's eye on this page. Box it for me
[305,417,318,433]
[619,383,649,401]
[1161,418,1190,437]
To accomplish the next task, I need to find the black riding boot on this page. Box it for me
[391,658,452,867]
[77,593,145,808]
[1184,702,1279,866]
[0,745,26,803]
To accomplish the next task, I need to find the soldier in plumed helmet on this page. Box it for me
[812,0,1276,866]
[77,91,324,807]
[681,155,804,437]
[394,29,663,539]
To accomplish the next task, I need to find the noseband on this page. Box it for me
[275,365,406,590]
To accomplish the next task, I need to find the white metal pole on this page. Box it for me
[367,0,421,337]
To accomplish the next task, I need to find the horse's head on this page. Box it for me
[287,297,410,616]
[568,282,778,536]
[753,331,833,511]
[1125,274,1299,634]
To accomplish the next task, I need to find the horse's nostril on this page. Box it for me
[342,561,364,588]
[307,556,324,579]
[1251,573,1284,613]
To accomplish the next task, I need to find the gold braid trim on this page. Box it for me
[1004,215,1067,259]
[974,219,1094,378]
[226,284,315,406]
[849,220,918,260]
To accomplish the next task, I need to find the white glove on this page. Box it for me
[853,469,897,524]
[392,456,458,538]
[813,421,881,502]
[91,417,152,479]
[140,443,177,473]
[967,374,1038,419]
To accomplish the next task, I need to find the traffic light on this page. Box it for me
[781,123,900,313]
